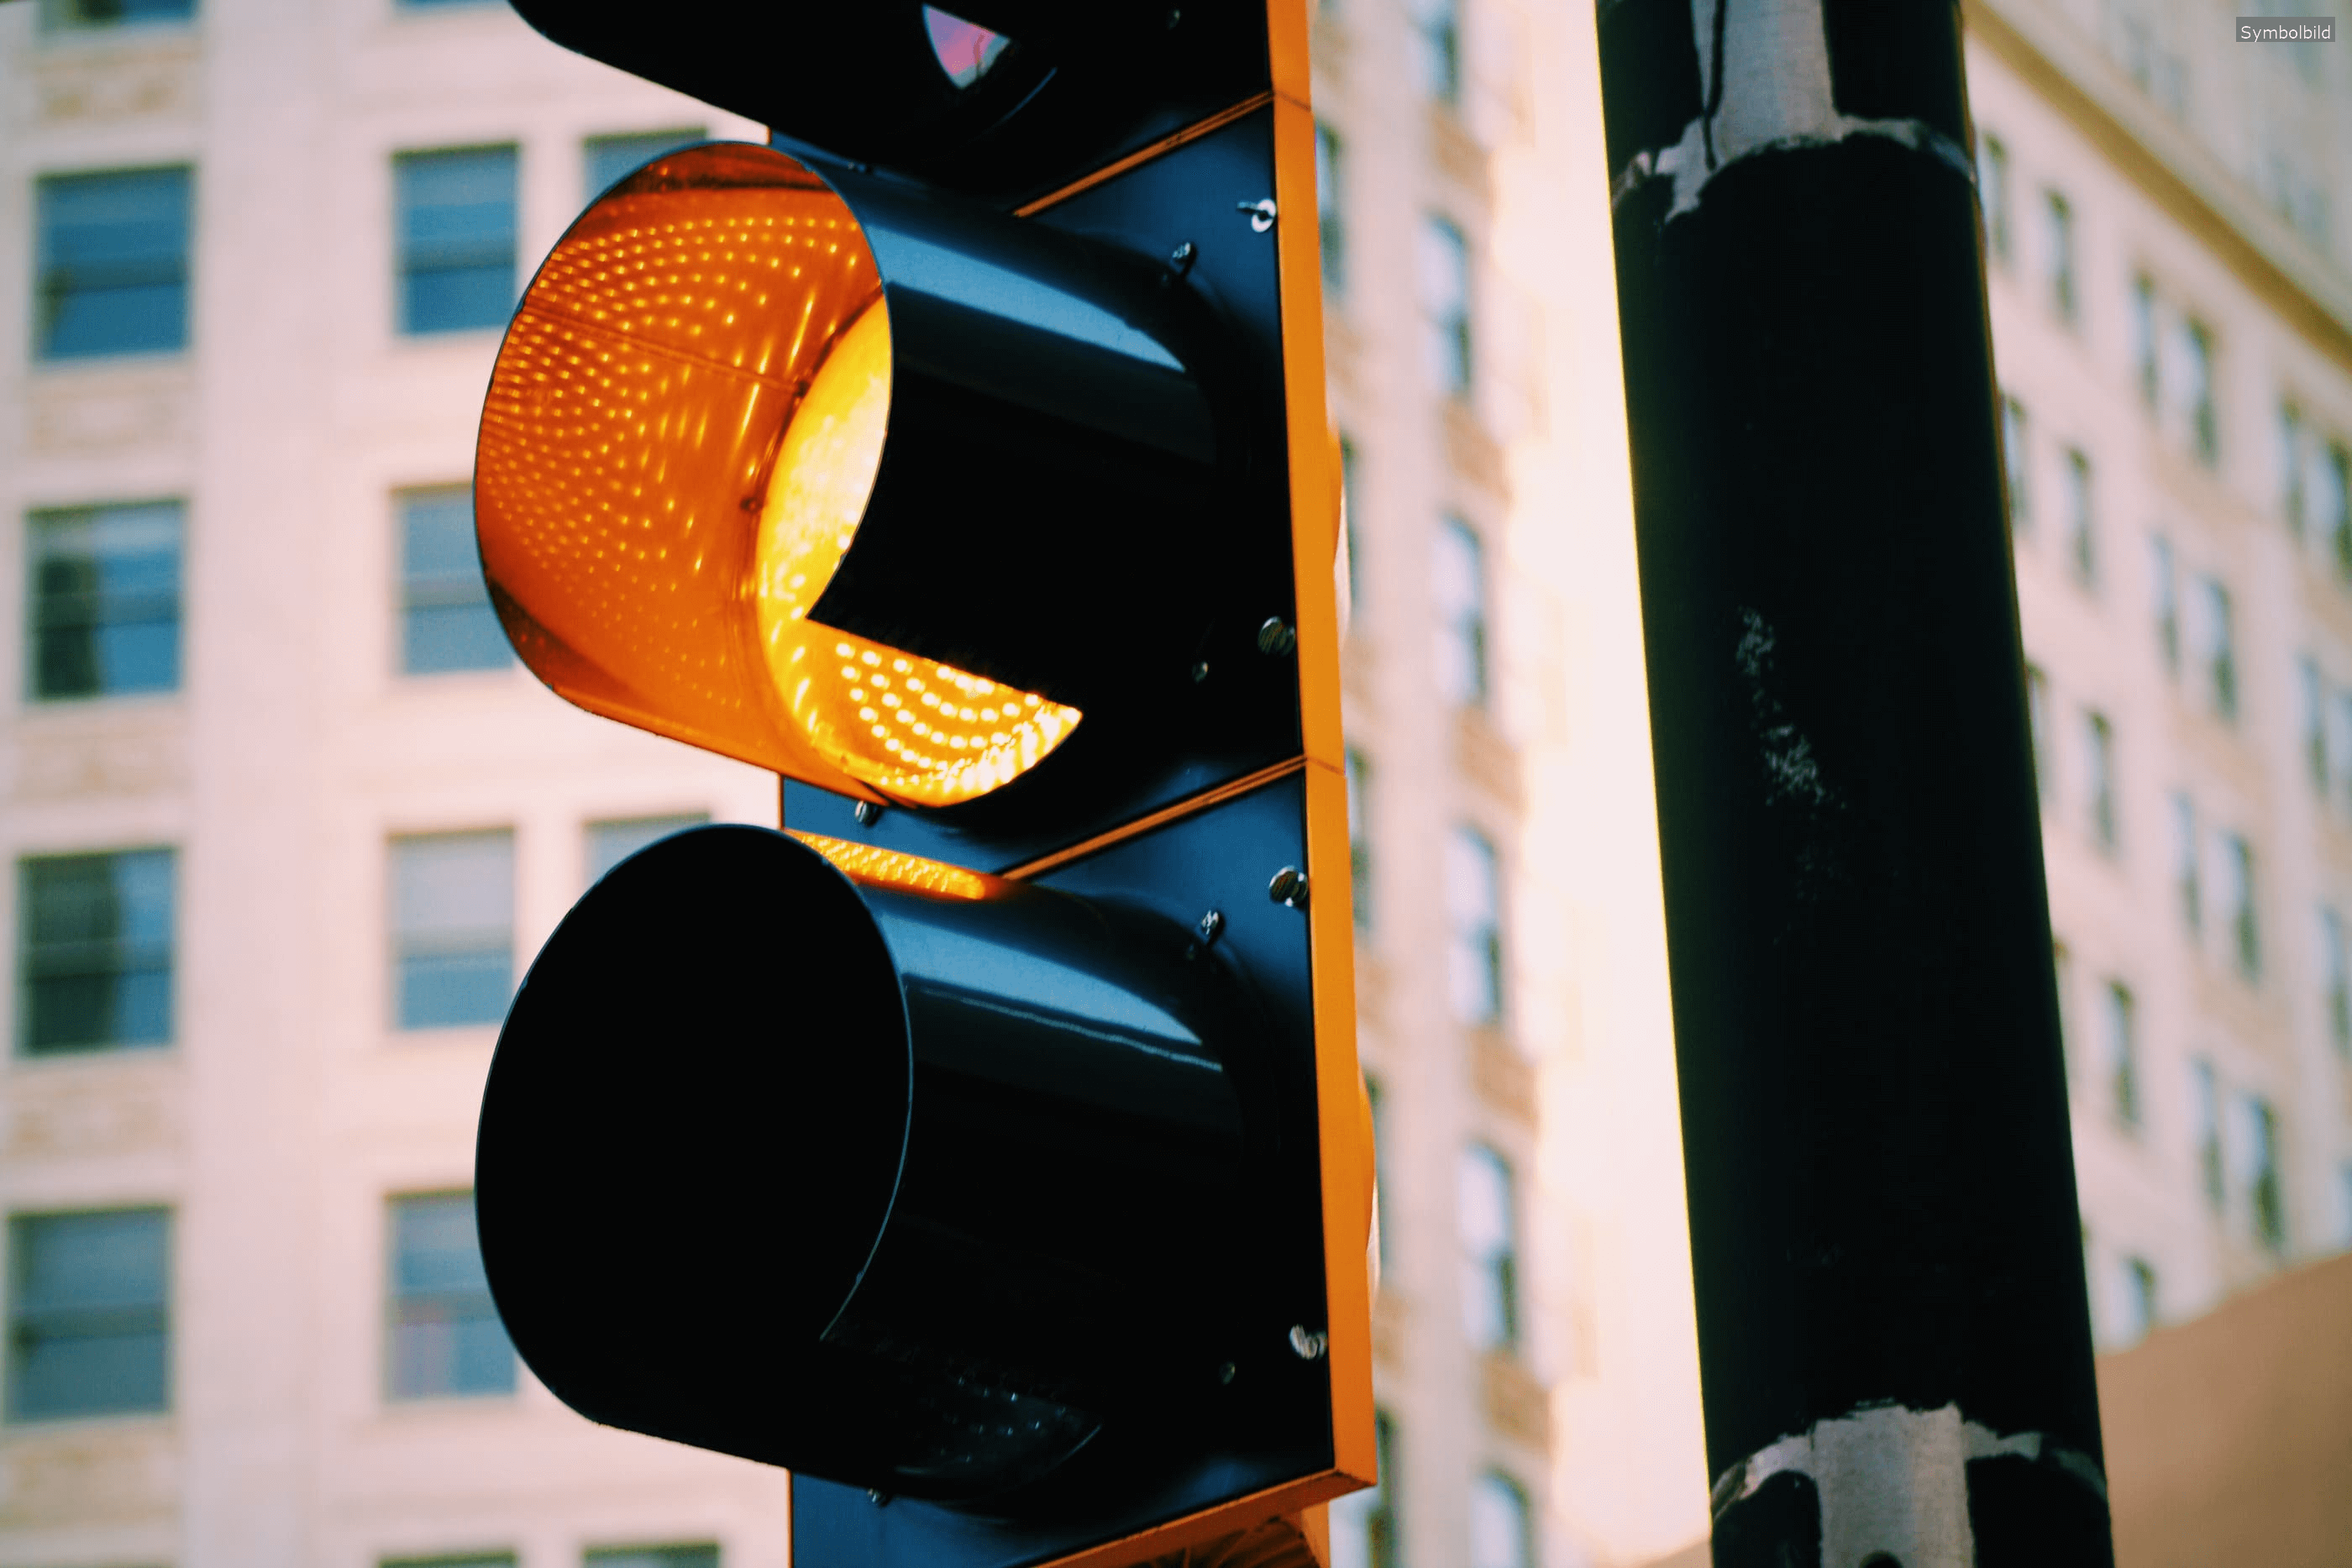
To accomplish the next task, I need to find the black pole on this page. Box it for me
[1593,3,2114,1563]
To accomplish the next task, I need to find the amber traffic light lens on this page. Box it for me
[475,141,1078,806]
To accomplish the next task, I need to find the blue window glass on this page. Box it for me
[28,501,183,700]
[18,849,174,1056]
[34,167,192,360]
[585,1550,720,1568]
[391,831,513,1030]
[396,147,517,336]
[583,129,706,203]
[399,487,510,674]
[39,0,196,28]
[386,1193,514,1399]
[7,1209,171,1422]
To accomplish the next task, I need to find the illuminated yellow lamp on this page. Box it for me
[786,831,990,902]
[751,301,1082,807]
[475,141,1079,810]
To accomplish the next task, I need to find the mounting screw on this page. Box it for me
[1257,616,1296,655]
[853,800,884,827]
[1196,909,1226,946]
[866,1488,894,1506]
[1218,1361,1237,1385]
[1166,6,1183,27]
[1268,866,1308,909]
[1288,1325,1327,1361]
[1192,658,1211,683]
[1168,239,1197,274]
[1237,198,1277,233]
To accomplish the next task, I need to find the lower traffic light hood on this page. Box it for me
[473,825,1258,1502]
[475,141,1241,812]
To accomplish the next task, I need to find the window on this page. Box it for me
[1977,133,2010,262]
[2044,191,2076,323]
[1329,1410,1398,1568]
[1410,0,1462,105]
[1346,748,1373,930]
[2149,535,2177,672]
[26,500,182,700]
[2170,793,2199,935]
[583,129,705,202]
[585,1549,720,1568]
[2189,1059,2224,1209]
[2024,663,2052,805]
[1433,517,1488,707]
[2061,448,2094,585]
[2323,906,2349,1055]
[2195,575,2236,720]
[386,1193,514,1399]
[2102,981,2137,1126]
[2130,275,2159,409]
[18,848,174,1056]
[2245,1098,2286,1252]
[399,487,511,674]
[1339,434,1362,621]
[2280,402,2307,535]
[2120,1256,2158,1344]
[2224,833,2260,980]
[6,1208,170,1422]
[382,1557,515,1568]
[1999,395,2029,532]
[2050,938,2073,1083]
[34,167,192,361]
[2334,691,2352,815]
[586,813,707,885]
[2302,657,2328,792]
[1445,826,1503,1026]
[396,146,518,335]
[1315,121,1346,296]
[1458,1145,1519,1352]
[39,0,196,25]
[2180,319,2218,466]
[1418,217,1472,398]
[2323,441,2352,581]
[390,831,513,1030]
[2083,711,2116,851]
[1468,1471,1533,1568]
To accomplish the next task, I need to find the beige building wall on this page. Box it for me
[1968,0,2352,1350]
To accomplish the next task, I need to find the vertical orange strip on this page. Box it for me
[1269,0,1377,1496]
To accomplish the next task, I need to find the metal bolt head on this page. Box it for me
[1256,616,1296,655]
[853,801,883,826]
[1267,866,1307,908]
[1192,658,1210,683]
[1288,1325,1327,1361]
[1196,909,1225,943]
[1217,1361,1237,1385]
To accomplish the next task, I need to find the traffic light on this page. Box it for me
[466,3,1371,1566]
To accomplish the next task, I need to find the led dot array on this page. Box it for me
[787,831,990,902]
[475,149,875,756]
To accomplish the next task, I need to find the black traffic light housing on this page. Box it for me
[470,3,1370,1565]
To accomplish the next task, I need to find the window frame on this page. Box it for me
[384,1189,517,1402]
[5,1205,173,1424]
[24,498,186,703]
[33,165,195,363]
[393,144,521,338]
[16,847,176,1057]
